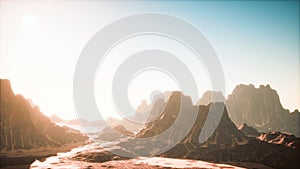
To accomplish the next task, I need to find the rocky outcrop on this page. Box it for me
[98,125,134,141]
[238,123,260,137]
[200,137,300,169]
[0,79,88,151]
[226,84,300,136]
[257,131,298,148]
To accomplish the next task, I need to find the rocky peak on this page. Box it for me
[136,91,247,148]
[292,109,299,114]
[0,79,87,151]
[136,91,194,138]
[226,84,299,136]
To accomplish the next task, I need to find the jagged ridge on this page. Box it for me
[0,79,87,151]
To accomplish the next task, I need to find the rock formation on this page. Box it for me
[257,131,298,148]
[0,79,88,151]
[226,84,300,136]
[136,91,247,148]
[238,123,260,137]
[89,91,299,169]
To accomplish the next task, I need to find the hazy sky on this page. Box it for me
[0,1,299,120]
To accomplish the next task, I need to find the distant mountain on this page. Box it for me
[136,100,150,114]
[226,84,300,136]
[197,90,225,106]
[50,114,65,123]
[104,117,119,126]
[89,119,106,127]
[0,79,88,151]
[98,124,135,141]
[65,118,90,125]
[101,97,167,134]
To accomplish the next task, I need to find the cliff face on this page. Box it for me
[0,79,87,151]
[226,84,300,136]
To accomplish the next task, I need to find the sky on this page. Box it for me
[0,1,299,121]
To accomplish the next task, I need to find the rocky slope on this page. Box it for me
[257,131,298,148]
[0,79,88,166]
[238,123,260,137]
[226,84,300,136]
[200,137,299,169]
[81,91,299,169]
[136,91,247,149]
[87,92,247,155]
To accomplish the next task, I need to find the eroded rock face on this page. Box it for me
[0,79,88,151]
[226,84,300,136]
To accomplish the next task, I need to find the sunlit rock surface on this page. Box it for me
[226,84,300,136]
